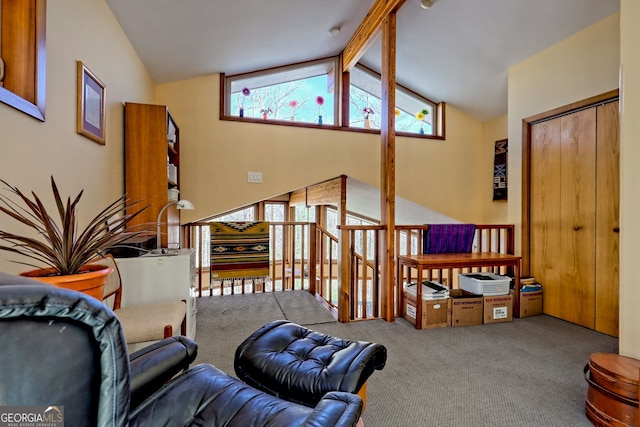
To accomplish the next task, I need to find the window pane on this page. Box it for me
[210,206,255,222]
[325,208,338,237]
[265,203,285,222]
[350,65,435,135]
[227,58,337,125]
[349,85,381,129]
[294,205,316,222]
[265,203,285,260]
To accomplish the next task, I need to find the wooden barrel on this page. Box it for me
[584,352,640,426]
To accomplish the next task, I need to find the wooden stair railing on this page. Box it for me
[343,224,516,320]
[339,225,385,321]
[314,224,339,313]
[183,222,515,323]
[183,222,340,314]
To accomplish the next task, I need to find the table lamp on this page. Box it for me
[153,199,194,254]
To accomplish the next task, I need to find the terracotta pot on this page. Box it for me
[20,264,112,300]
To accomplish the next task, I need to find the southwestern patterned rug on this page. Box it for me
[209,221,269,281]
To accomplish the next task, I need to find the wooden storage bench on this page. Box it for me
[397,253,522,330]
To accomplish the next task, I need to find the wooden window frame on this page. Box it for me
[220,56,446,140]
[221,57,340,127]
[0,0,46,121]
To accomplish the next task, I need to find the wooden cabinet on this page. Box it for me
[529,100,619,336]
[124,102,181,248]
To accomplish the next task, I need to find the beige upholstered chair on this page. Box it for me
[100,254,187,352]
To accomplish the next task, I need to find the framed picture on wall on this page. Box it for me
[76,61,106,145]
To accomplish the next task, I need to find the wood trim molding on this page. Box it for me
[523,90,619,124]
[340,70,351,127]
[218,72,226,120]
[289,176,346,207]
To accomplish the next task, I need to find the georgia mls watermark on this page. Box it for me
[0,406,64,427]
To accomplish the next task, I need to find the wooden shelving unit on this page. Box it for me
[124,102,181,248]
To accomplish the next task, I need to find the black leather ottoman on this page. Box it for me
[234,320,387,409]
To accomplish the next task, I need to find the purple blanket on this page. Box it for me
[423,224,476,254]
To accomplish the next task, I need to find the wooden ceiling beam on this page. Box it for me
[342,0,407,72]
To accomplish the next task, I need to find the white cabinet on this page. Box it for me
[114,249,196,340]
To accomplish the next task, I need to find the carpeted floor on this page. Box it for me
[194,291,618,427]
[194,290,336,374]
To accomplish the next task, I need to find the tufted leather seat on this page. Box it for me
[0,273,365,427]
[235,320,387,407]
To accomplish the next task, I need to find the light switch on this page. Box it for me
[248,172,263,183]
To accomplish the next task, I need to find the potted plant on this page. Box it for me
[0,176,150,299]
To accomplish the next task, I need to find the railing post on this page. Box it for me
[507,225,515,255]
[308,223,317,294]
[338,225,351,322]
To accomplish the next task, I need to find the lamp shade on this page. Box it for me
[175,199,195,210]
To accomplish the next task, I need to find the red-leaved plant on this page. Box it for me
[0,176,151,275]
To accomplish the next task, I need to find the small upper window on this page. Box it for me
[349,65,436,135]
[224,58,338,125]
[222,58,444,138]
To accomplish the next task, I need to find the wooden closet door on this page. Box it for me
[595,101,620,336]
[559,107,596,328]
[530,117,562,318]
[530,107,597,328]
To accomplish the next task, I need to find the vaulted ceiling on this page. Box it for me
[106,0,619,122]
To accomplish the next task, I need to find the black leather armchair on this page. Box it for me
[0,273,363,427]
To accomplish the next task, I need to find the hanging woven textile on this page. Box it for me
[209,221,270,281]
[423,224,476,254]
[493,139,508,201]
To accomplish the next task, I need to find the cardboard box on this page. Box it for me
[483,292,513,324]
[448,289,483,327]
[518,289,543,318]
[403,290,448,329]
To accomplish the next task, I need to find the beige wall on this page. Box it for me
[507,13,627,346]
[157,76,496,225]
[0,0,155,274]
[619,0,640,358]
[507,12,620,253]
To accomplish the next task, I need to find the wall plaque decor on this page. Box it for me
[493,139,507,201]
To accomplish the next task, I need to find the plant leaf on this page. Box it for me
[0,177,153,275]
